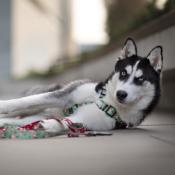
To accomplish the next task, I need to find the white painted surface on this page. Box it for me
[72,0,108,44]
[12,0,61,77]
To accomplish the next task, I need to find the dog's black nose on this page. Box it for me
[117,90,128,101]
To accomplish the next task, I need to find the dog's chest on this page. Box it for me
[116,106,143,126]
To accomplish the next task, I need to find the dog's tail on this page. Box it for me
[23,83,62,96]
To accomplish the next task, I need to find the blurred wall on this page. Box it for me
[0,0,11,79]
[0,0,76,79]
[0,0,106,79]
[12,0,75,78]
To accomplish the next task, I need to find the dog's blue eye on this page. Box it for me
[135,76,145,85]
[138,76,144,82]
[120,70,128,80]
[121,70,127,77]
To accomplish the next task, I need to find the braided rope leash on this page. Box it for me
[0,121,49,139]
[60,118,113,137]
[0,118,113,139]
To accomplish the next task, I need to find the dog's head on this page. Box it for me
[109,38,163,112]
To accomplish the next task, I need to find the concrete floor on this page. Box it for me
[0,111,174,175]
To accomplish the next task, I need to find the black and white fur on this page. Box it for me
[0,38,163,133]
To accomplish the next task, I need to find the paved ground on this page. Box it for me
[0,111,174,175]
[0,80,174,175]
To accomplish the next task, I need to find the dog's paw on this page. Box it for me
[40,119,63,133]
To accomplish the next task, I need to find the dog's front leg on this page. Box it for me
[0,79,89,117]
[0,91,70,117]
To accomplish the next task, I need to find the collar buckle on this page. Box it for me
[96,99,117,118]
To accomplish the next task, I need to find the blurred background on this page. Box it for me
[0,0,174,111]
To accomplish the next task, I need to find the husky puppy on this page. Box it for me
[0,38,163,134]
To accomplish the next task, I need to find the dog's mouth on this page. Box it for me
[117,99,127,106]
[117,96,143,106]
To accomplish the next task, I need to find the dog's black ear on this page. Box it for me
[119,38,137,59]
[147,46,163,73]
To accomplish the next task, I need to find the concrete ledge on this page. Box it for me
[129,10,175,41]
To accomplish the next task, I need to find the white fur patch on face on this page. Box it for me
[125,65,132,75]
[115,61,147,104]
[135,69,143,78]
